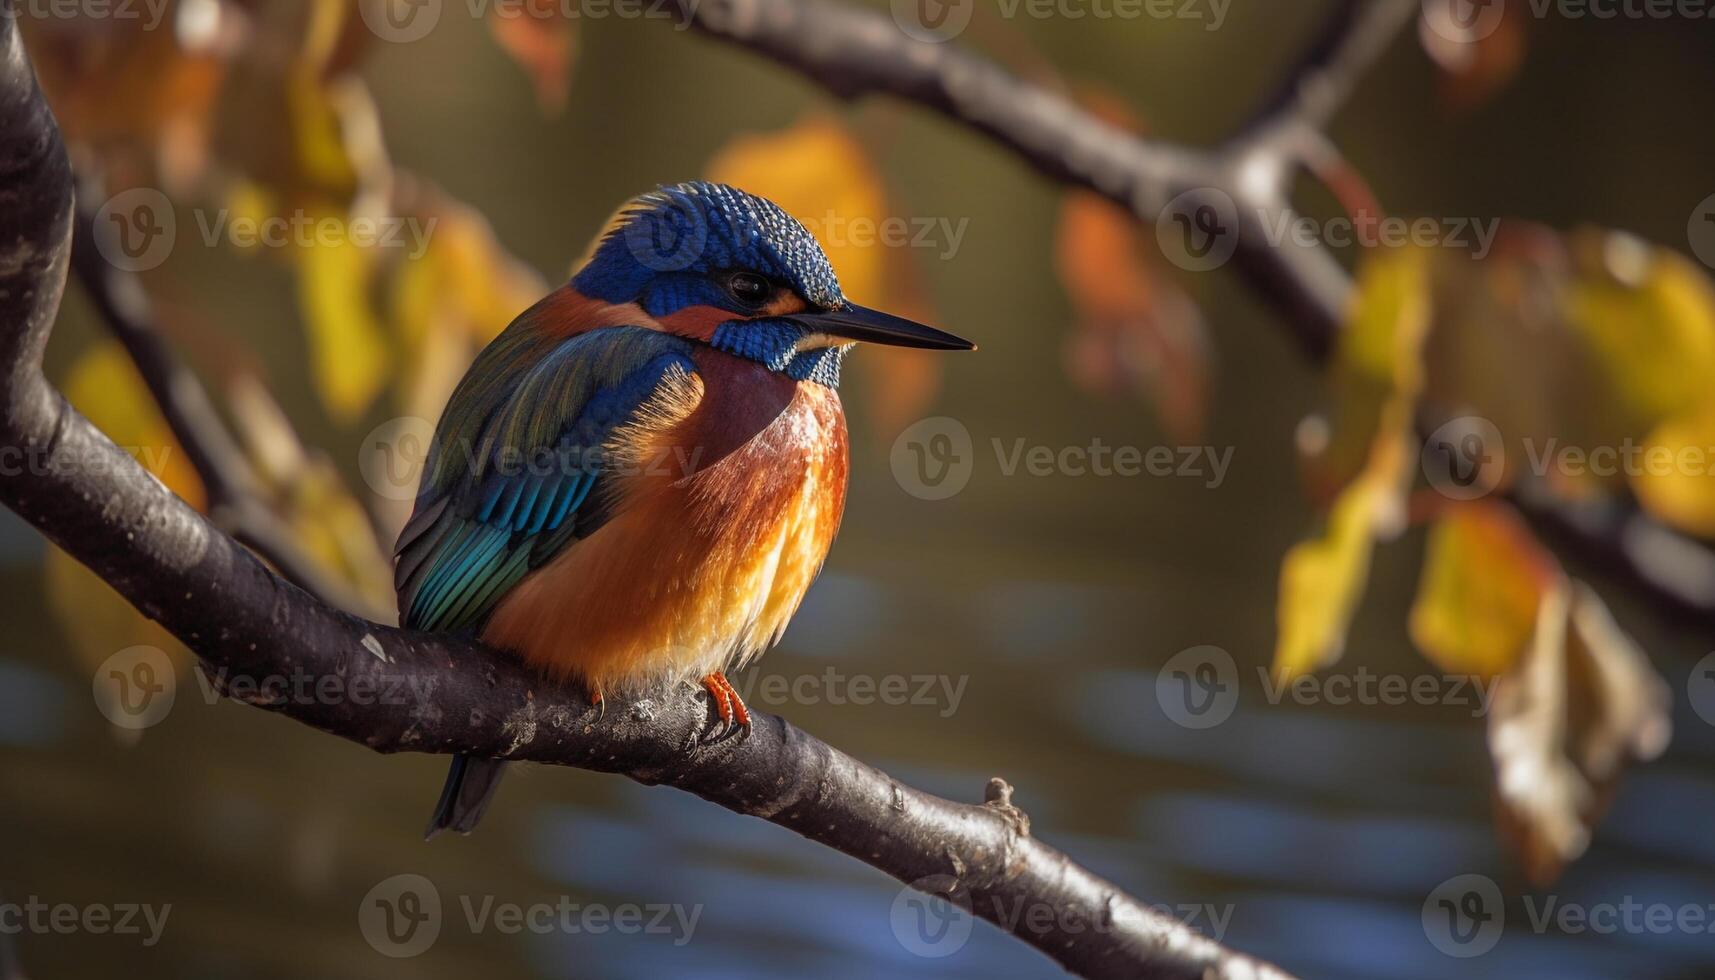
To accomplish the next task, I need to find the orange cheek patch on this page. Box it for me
[761,293,809,316]
[657,305,734,342]
[650,292,812,342]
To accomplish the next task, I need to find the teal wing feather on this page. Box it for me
[395,325,698,632]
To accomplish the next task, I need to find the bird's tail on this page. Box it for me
[425,754,509,839]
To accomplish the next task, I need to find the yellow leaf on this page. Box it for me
[283,72,359,199]
[1631,407,1715,536]
[227,376,396,620]
[1409,502,1554,679]
[1274,401,1412,682]
[1566,231,1715,431]
[388,194,545,422]
[1311,246,1431,499]
[295,220,393,421]
[1275,248,1429,681]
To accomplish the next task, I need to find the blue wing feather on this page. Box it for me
[395,325,697,632]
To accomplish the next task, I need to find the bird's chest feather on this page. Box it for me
[482,348,849,692]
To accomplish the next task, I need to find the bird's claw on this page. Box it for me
[698,672,751,745]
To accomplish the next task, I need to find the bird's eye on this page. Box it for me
[727,272,771,305]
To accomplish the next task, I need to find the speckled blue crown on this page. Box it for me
[574,181,844,311]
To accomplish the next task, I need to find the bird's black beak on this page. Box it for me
[785,303,975,351]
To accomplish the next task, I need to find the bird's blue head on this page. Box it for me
[570,181,971,387]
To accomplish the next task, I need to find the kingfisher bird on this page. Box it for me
[397,181,973,837]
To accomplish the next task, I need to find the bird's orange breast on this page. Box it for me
[481,347,849,694]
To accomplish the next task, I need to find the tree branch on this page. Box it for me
[674,0,1715,628]
[0,12,1288,979]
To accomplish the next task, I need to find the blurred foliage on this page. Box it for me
[1053,89,1210,446]
[1276,223,1715,882]
[18,0,1715,898]
[1276,246,1426,682]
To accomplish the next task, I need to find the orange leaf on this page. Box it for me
[488,0,578,114]
[1055,190,1210,443]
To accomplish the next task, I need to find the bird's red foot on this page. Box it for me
[699,672,750,743]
